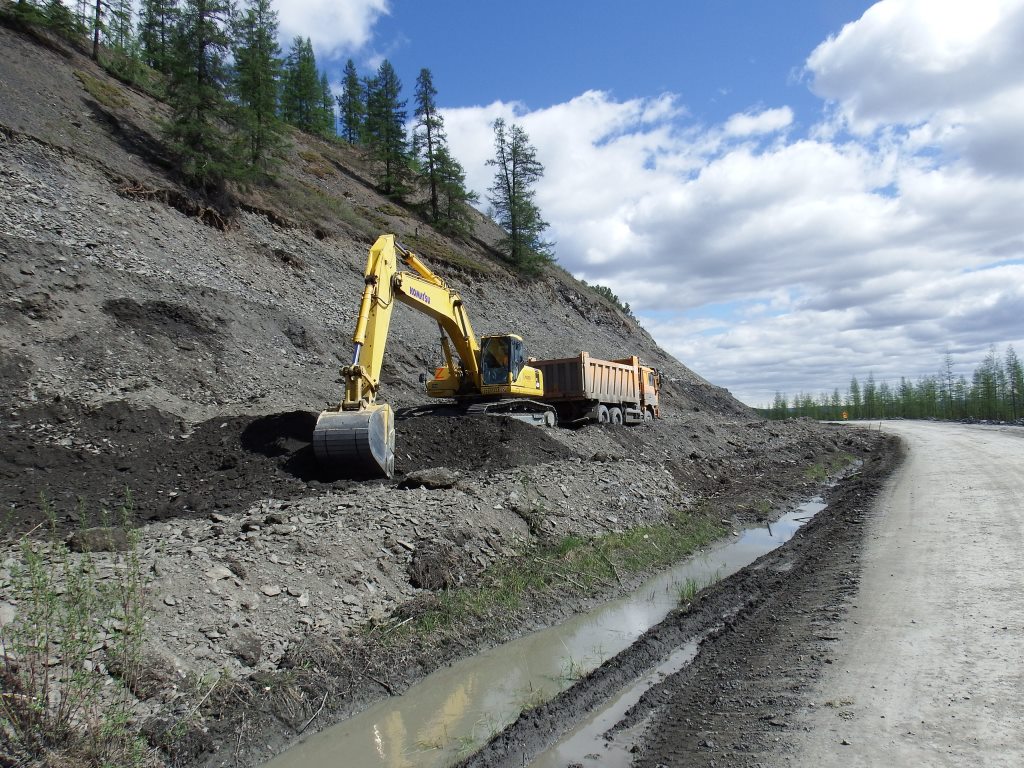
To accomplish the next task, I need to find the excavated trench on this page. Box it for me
[261,499,826,768]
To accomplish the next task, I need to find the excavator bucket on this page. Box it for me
[312,404,395,478]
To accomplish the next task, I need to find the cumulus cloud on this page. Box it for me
[723,107,793,137]
[807,0,1024,126]
[440,0,1024,405]
[276,0,389,59]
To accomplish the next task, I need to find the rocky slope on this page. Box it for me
[0,20,879,768]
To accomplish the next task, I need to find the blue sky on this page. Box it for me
[277,1,1024,406]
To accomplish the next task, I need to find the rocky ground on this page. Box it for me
[0,19,889,768]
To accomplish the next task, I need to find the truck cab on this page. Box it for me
[639,365,661,419]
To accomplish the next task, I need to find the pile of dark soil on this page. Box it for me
[0,399,578,534]
[393,414,577,473]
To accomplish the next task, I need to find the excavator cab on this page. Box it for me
[480,335,523,386]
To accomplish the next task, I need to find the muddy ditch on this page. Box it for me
[456,433,903,768]
[172,435,884,768]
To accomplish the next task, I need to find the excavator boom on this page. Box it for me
[313,234,493,478]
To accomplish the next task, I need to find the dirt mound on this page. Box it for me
[0,400,579,534]
[394,414,577,473]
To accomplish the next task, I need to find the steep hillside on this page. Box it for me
[0,21,877,768]
[0,22,732,430]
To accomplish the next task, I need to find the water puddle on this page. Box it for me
[263,498,825,768]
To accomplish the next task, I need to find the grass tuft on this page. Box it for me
[73,69,129,109]
[373,509,728,646]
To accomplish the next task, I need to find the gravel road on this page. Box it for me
[787,421,1024,767]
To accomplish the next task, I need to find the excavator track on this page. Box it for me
[312,405,396,478]
[401,399,557,426]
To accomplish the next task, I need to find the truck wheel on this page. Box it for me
[597,405,609,423]
[609,407,623,425]
[644,408,653,422]
[544,410,556,427]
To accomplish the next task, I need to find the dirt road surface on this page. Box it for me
[787,421,1024,767]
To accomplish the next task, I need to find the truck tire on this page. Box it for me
[597,405,609,423]
[544,410,556,427]
[609,407,623,425]
[644,408,653,422]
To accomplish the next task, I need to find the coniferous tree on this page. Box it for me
[104,0,133,49]
[337,58,363,143]
[280,37,321,133]
[318,71,335,136]
[410,68,477,234]
[104,0,145,81]
[412,68,443,222]
[434,145,478,236]
[232,0,285,178]
[487,117,552,272]
[138,0,179,73]
[847,376,861,418]
[359,74,376,142]
[44,0,84,37]
[1006,345,1023,421]
[164,0,236,190]
[363,59,409,196]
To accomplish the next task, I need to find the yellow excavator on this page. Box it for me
[313,234,554,478]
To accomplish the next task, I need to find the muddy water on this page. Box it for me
[263,499,825,768]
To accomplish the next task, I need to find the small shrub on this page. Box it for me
[0,496,150,766]
[297,149,335,179]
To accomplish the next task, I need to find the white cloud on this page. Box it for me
[438,1,1024,406]
[723,106,793,137]
[276,0,390,59]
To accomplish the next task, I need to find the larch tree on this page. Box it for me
[434,145,478,236]
[411,68,476,233]
[1006,345,1023,420]
[280,37,320,133]
[232,0,285,178]
[104,0,133,50]
[318,71,335,136]
[337,58,363,143]
[138,0,179,73]
[363,59,409,196]
[412,68,443,222]
[486,117,552,272]
[164,0,236,190]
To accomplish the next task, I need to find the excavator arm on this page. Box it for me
[313,234,484,477]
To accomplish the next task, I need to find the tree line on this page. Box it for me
[2,0,554,273]
[761,345,1024,423]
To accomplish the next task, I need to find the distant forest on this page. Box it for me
[759,345,1024,423]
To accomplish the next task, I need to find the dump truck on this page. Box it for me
[531,352,660,425]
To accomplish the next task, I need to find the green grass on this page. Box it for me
[73,69,129,109]
[805,451,858,482]
[273,181,376,238]
[402,232,495,276]
[0,495,148,766]
[372,509,728,645]
[297,149,336,179]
